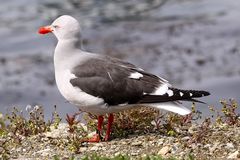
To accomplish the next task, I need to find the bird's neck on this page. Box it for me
[56,38,82,52]
[54,38,83,70]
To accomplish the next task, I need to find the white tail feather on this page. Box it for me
[149,102,191,115]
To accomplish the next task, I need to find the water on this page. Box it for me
[0,0,239,119]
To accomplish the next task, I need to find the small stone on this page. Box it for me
[44,123,69,138]
[80,147,87,152]
[114,152,121,156]
[209,142,220,154]
[204,144,211,148]
[158,138,164,145]
[131,141,142,146]
[228,151,239,159]
[171,145,178,154]
[131,152,139,156]
[181,136,190,141]
[225,143,234,150]
[158,146,171,155]
[90,146,99,151]
[95,143,104,147]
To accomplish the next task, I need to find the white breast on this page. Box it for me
[55,69,104,107]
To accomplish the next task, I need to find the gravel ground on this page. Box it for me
[2,122,239,159]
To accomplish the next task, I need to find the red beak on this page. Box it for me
[38,26,53,34]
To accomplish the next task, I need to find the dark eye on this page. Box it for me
[53,25,59,28]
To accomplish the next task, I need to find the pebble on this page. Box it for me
[227,150,239,159]
[131,151,139,156]
[131,141,142,146]
[36,148,51,157]
[158,146,171,155]
[80,147,87,152]
[44,123,69,138]
[209,142,220,154]
[171,145,178,154]
[114,152,121,156]
[225,143,234,150]
[182,136,190,141]
[157,138,164,145]
[121,141,128,145]
[90,146,99,151]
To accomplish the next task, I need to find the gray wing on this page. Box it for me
[70,58,167,105]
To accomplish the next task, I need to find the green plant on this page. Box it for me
[5,106,51,136]
[82,153,130,160]
[111,107,159,138]
[65,112,89,153]
[219,99,239,126]
[0,112,7,136]
[0,138,11,160]
[189,118,211,144]
[51,105,62,129]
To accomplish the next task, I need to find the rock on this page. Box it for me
[158,146,171,155]
[94,143,104,147]
[90,146,99,151]
[121,141,128,145]
[209,142,219,154]
[131,141,142,146]
[204,144,211,149]
[157,138,164,145]
[36,148,51,157]
[182,136,190,141]
[131,151,139,156]
[225,143,234,150]
[80,147,87,152]
[171,145,178,154]
[227,151,239,159]
[44,123,69,138]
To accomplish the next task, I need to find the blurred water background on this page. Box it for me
[0,0,240,119]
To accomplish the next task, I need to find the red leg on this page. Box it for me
[88,115,104,142]
[104,114,114,141]
[97,115,104,132]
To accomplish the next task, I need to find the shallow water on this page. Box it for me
[0,0,239,119]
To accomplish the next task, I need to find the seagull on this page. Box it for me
[38,15,210,142]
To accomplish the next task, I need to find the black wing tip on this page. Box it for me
[202,90,210,97]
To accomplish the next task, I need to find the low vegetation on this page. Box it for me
[0,99,239,159]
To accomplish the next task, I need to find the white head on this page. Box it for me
[39,15,81,41]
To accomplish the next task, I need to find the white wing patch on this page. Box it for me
[129,72,143,79]
[180,92,184,97]
[167,89,174,97]
[151,83,169,95]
